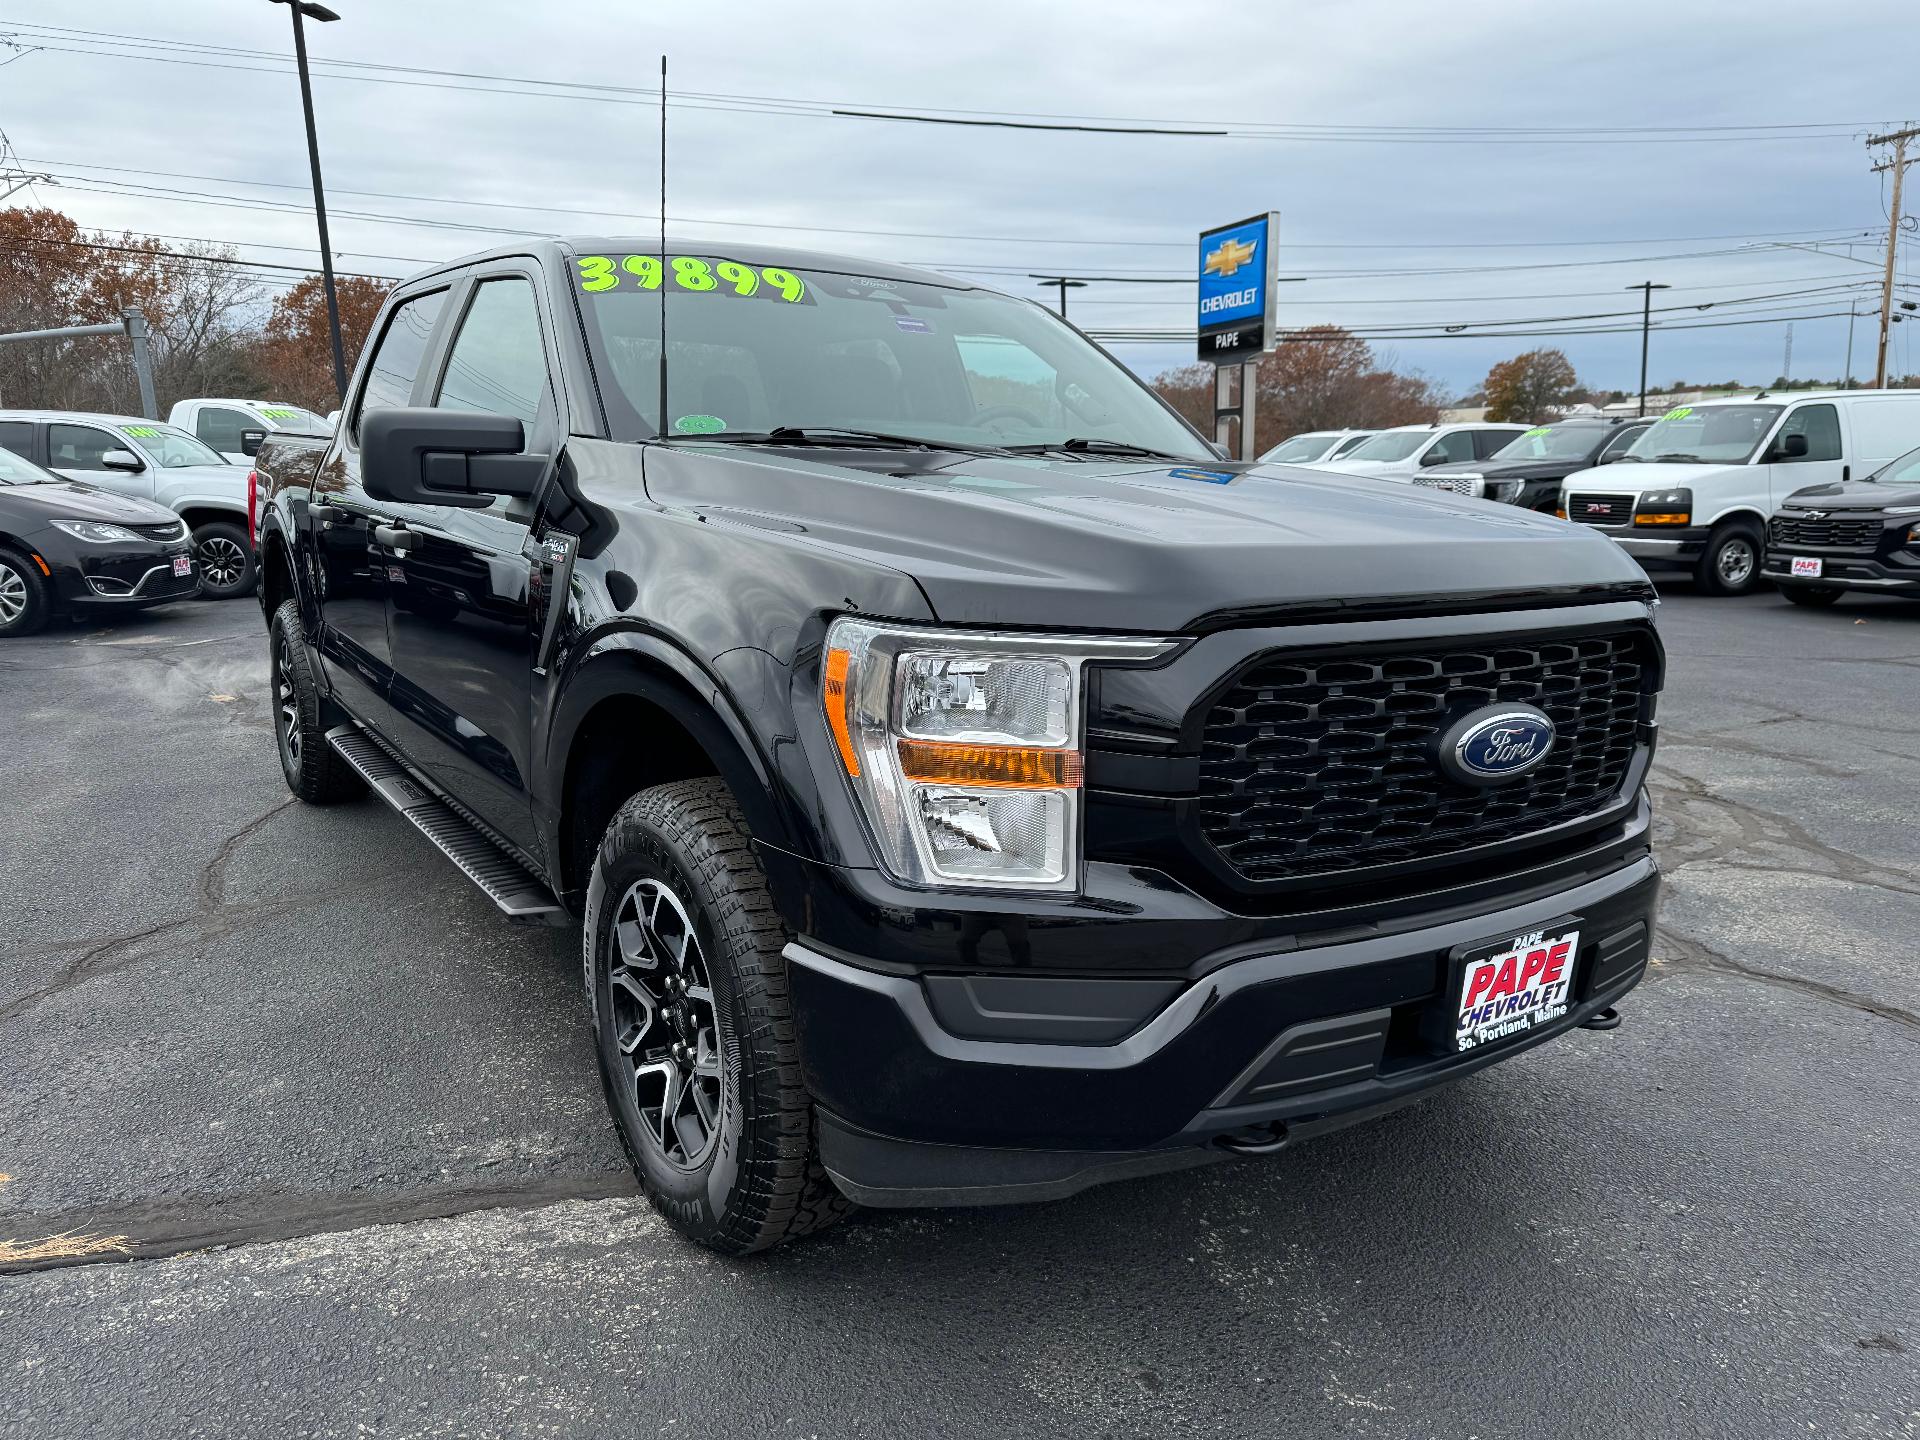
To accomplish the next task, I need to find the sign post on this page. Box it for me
[1197,212,1280,461]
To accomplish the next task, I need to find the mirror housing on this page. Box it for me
[100,449,145,472]
[360,408,545,509]
[239,428,268,457]
[1418,448,1447,467]
[1774,431,1810,461]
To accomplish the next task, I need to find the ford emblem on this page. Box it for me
[1437,705,1557,786]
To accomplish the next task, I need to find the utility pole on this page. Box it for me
[1868,125,1919,390]
[1781,322,1794,385]
[1624,281,1669,416]
[270,0,348,403]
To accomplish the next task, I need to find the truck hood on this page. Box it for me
[146,463,246,489]
[1778,478,1920,511]
[0,480,180,526]
[1560,461,1742,494]
[641,446,1650,632]
[1426,457,1589,481]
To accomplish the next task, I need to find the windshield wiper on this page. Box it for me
[1002,437,1192,461]
[667,426,1010,455]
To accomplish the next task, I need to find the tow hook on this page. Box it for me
[1580,1006,1622,1032]
[1215,1121,1291,1157]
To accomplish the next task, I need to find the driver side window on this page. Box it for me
[1426,431,1476,464]
[1776,404,1841,463]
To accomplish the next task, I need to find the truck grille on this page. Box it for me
[1769,513,1880,550]
[1196,631,1648,884]
[1565,493,1630,526]
[1411,475,1478,496]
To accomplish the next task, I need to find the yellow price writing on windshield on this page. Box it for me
[575,255,808,304]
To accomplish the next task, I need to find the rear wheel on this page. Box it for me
[194,520,256,600]
[585,777,851,1254]
[1694,520,1764,597]
[0,548,50,638]
[1782,584,1844,608]
[270,598,365,804]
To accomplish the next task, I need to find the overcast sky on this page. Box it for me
[2,0,1916,398]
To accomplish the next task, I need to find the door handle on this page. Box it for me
[308,502,344,526]
[373,523,419,553]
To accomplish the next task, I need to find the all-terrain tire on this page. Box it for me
[269,598,366,804]
[585,776,851,1254]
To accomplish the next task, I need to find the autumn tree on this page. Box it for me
[257,274,394,413]
[1482,348,1580,422]
[1148,362,1214,435]
[0,206,265,413]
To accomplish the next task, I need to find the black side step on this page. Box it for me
[326,726,567,926]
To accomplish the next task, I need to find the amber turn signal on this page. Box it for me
[896,739,1083,790]
[823,647,860,777]
[1634,513,1690,526]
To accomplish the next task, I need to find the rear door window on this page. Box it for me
[0,420,34,461]
[1470,429,1515,460]
[354,289,449,436]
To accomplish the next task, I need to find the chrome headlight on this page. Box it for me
[821,619,1174,892]
[1484,479,1524,503]
[50,520,141,544]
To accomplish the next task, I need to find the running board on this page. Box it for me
[325,725,567,926]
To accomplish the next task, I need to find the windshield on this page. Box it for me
[1343,430,1431,462]
[120,423,227,468]
[572,253,1211,459]
[1490,425,1610,461]
[1630,404,1782,464]
[254,404,330,431]
[1261,432,1338,463]
[0,445,56,485]
[1869,445,1920,486]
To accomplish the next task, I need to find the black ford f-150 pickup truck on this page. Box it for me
[252,237,1662,1254]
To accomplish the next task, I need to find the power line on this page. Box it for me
[0,20,1891,145]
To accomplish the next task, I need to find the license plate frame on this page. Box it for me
[1441,918,1582,1054]
[1790,556,1823,579]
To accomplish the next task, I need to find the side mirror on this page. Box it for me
[239,429,268,457]
[1418,449,1446,467]
[360,408,545,509]
[1774,432,1809,461]
[100,449,145,472]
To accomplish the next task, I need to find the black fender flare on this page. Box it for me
[540,630,802,874]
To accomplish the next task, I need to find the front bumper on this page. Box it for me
[46,540,198,610]
[1762,547,1920,596]
[787,851,1659,1207]
[1605,527,1708,572]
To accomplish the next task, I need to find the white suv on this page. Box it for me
[1308,422,1531,482]
[1258,429,1376,465]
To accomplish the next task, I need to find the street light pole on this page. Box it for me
[272,0,347,403]
[1624,281,1669,416]
[1034,276,1088,318]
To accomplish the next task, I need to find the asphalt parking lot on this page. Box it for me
[3,585,1917,1439]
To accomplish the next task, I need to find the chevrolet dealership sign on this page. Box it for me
[1197,212,1280,364]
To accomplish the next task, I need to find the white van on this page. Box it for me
[166,398,333,464]
[1556,390,1920,595]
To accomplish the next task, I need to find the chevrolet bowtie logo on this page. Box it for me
[1204,237,1258,277]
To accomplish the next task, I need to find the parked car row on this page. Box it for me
[1265,391,1920,604]
[0,409,257,601]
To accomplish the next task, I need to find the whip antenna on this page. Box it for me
[658,54,669,437]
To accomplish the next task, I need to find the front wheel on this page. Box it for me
[585,777,851,1254]
[1694,520,1765,597]
[193,520,256,600]
[1782,584,1844,608]
[0,548,51,638]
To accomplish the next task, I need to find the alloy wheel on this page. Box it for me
[198,535,247,589]
[1718,537,1756,587]
[275,637,301,768]
[0,560,24,626]
[607,877,724,1168]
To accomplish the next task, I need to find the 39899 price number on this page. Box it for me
[574,255,809,303]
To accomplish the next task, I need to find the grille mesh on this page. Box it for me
[1769,513,1880,550]
[1197,631,1648,883]
[1564,493,1630,526]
